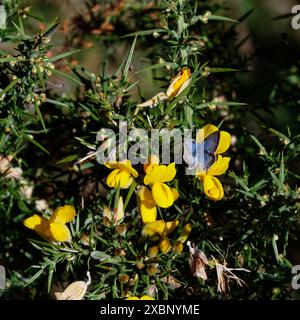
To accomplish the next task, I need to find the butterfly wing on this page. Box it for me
[183,139,198,169]
[195,131,220,171]
[203,150,216,171]
[203,131,220,154]
[202,131,220,170]
[184,131,220,171]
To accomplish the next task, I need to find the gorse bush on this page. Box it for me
[0,0,299,300]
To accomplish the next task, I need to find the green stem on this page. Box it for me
[113,182,121,212]
[124,180,137,211]
[0,78,18,98]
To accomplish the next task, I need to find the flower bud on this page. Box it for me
[115,223,127,236]
[146,264,158,277]
[177,223,192,243]
[172,241,183,254]
[114,248,126,257]
[118,274,129,284]
[128,273,138,286]
[159,237,171,254]
[136,260,145,269]
[147,245,159,258]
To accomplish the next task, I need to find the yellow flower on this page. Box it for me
[166,67,192,98]
[144,162,179,208]
[196,124,231,201]
[202,175,224,201]
[137,186,157,224]
[24,205,76,242]
[105,160,138,189]
[126,295,155,300]
[139,156,178,222]
[136,68,192,107]
[142,219,179,241]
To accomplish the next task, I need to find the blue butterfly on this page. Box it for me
[184,131,220,171]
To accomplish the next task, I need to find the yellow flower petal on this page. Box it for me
[215,131,231,154]
[163,163,176,182]
[118,174,133,188]
[24,214,47,230]
[50,205,76,224]
[49,222,72,242]
[196,124,218,143]
[206,155,230,176]
[119,160,138,178]
[24,215,56,242]
[139,201,157,224]
[171,187,179,201]
[137,186,157,223]
[159,237,172,253]
[202,175,224,201]
[152,182,174,208]
[105,160,138,177]
[24,206,75,243]
[162,220,179,236]
[196,125,231,155]
[147,245,159,258]
[143,164,165,184]
[118,171,134,188]
[166,68,191,98]
[106,169,119,188]
[104,162,119,170]
[143,155,159,173]
[175,77,192,97]
[126,295,155,300]
[142,220,165,241]
[106,169,133,189]
[24,214,52,241]
[105,160,138,189]
[137,186,155,202]
[144,163,176,185]
[140,295,155,300]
